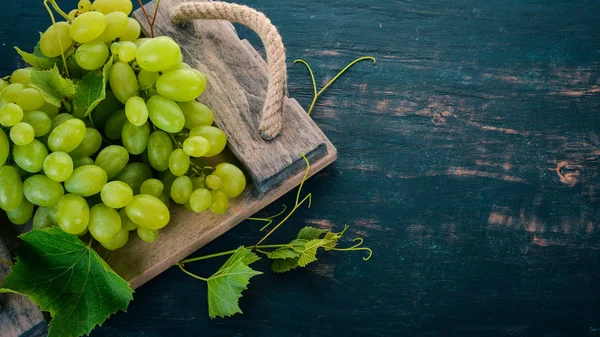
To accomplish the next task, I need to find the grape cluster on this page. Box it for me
[0,0,247,251]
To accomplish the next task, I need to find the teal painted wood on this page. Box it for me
[0,0,599,336]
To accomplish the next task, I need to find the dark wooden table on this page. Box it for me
[1,0,600,336]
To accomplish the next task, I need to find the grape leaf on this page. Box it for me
[14,44,58,70]
[297,239,325,267]
[207,247,262,318]
[269,239,324,272]
[0,227,133,337]
[322,231,342,251]
[296,227,328,240]
[73,56,114,117]
[29,65,75,107]
[271,258,300,273]
[266,247,300,259]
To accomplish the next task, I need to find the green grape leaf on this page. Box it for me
[73,56,114,117]
[0,227,133,337]
[296,226,328,240]
[14,45,57,70]
[269,238,327,273]
[297,239,325,267]
[206,247,262,319]
[266,247,300,259]
[29,65,76,107]
[322,231,342,251]
[271,258,300,273]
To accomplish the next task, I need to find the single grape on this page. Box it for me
[147,131,173,171]
[0,166,24,211]
[7,199,34,225]
[126,194,170,229]
[10,122,35,146]
[0,128,8,167]
[136,36,182,72]
[23,174,64,207]
[101,181,133,209]
[158,192,170,208]
[205,174,222,190]
[191,175,206,190]
[40,22,73,58]
[43,152,74,182]
[189,125,227,157]
[0,79,7,92]
[183,136,211,157]
[91,0,133,15]
[11,68,32,85]
[189,188,211,213]
[21,110,52,137]
[146,95,185,133]
[117,41,137,62]
[0,103,24,126]
[47,204,59,225]
[57,194,90,234]
[170,175,193,205]
[70,12,106,43]
[98,11,129,42]
[114,162,153,194]
[40,102,60,119]
[119,17,141,41]
[178,101,214,129]
[50,113,74,131]
[69,128,102,158]
[33,206,54,229]
[168,149,190,176]
[104,109,127,140]
[48,118,87,153]
[110,41,121,55]
[119,208,137,231]
[15,88,45,111]
[140,179,164,197]
[156,69,207,102]
[89,203,122,242]
[209,190,229,214]
[125,96,148,126]
[100,228,129,250]
[122,121,150,155]
[1,83,25,103]
[95,145,129,179]
[75,41,109,70]
[109,61,139,104]
[92,90,121,127]
[163,62,192,73]
[73,156,94,168]
[160,170,177,196]
[137,227,158,243]
[65,165,108,197]
[213,163,247,198]
[78,0,92,11]
[13,139,48,173]
[68,9,78,21]
[137,70,159,88]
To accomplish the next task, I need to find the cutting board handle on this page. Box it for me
[172,1,287,141]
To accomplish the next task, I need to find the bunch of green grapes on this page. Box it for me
[0,0,247,251]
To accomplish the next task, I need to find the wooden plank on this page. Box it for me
[133,0,331,194]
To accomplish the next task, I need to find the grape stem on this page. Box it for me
[47,0,71,22]
[248,204,288,231]
[0,258,14,268]
[43,0,70,78]
[137,0,162,38]
[294,56,376,116]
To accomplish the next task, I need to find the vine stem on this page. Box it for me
[179,243,305,264]
[47,0,71,21]
[294,56,376,116]
[0,258,14,268]
[43,0,70,78]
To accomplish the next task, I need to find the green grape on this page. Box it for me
[95,145,129,179]
[10,122,35,146]
[48,118,87,153]
[68,9,78,21]
[0,128,8,167]
[178,101,214,129]
[189,125,227,157]
[13,139,48,173]
[125,96,148,126]
[160,170,177,196]
[21,110,52,137]
[110,42,121,55]
[47,204,58,225]
[213,163,247,198]
[104,109,127,140]
[75,41,109,70]
[11,68,32,85]
[40,22,73,58]
[40,102,60,119]
[136,36,182,72]
[109,61,139,104]
[189,188,211,213]
[65,165,108,197]
[33,206,54,229]
[15,88,45,111]
[209,190,229,214]
[78,0,92,11]
[126,194,170,229]
[119,208,137,231]
[168,149,190,176]
[147,131,173,171]
[146,95,185,133]
[92,90,121,127]
[122,121,150,155]
[0,79,8,92]
[7,199,34,225]
[140,179,163,197]
[170,175,193,205]
[0,103,24,126]
[205,174,222,190]
[156,69,207,102]
[50,113,74,131]
[0,166,23,211]
[134,38,151,47]
[70,128,102,158]
[100,228,129,250]
[57,194,90,234]
[119,17,141,41]
[98,11,128,42]
[101,181,133,209]
[137,227,158,243]
[23,174,64,207]
[117,41,137,62]
[89,203,122,242]
[73,156,94,168]
[43,152,74,182]
[191,175,206,190]
[158,192,170,208]
[164,62,192,73]
[1,83,25,103]
[183,136,211,158]
[91,0,133,15]
[137,70,159,88]
[114,162,153,194]
[70,12,106,43]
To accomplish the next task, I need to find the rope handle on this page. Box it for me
[172,1,287,141]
